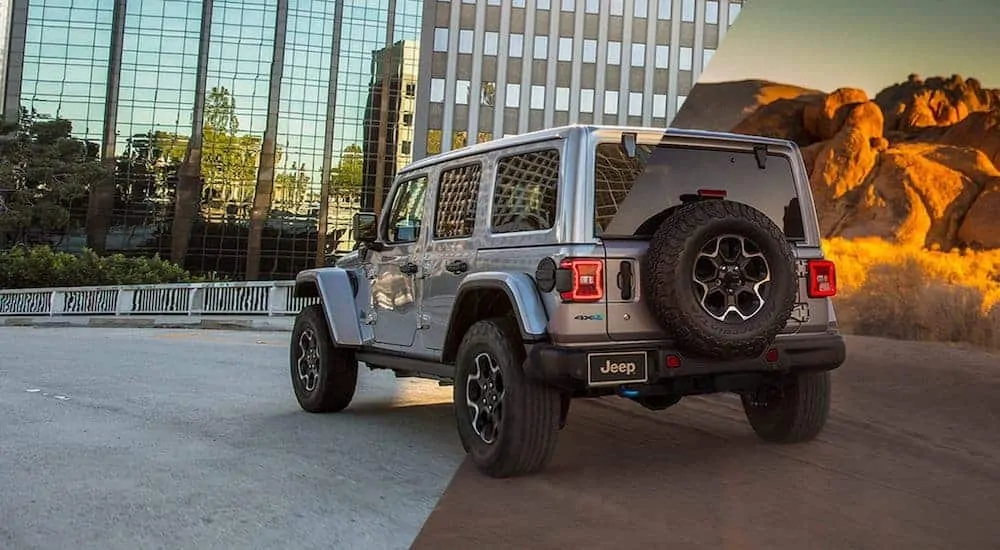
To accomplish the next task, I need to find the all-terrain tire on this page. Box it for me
[741,371,831,443]
[290,304,359,413]
[454,317,562,478]
[642,199,798,360]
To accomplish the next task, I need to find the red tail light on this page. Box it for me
[807,259,837,298]
[558,258,604,302]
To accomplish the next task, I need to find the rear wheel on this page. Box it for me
[290,304,359,413]
[454,318,562,478]
[741,371,830,443]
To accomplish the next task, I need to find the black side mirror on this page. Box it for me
[620,132,638,159]
[353,211,377,243]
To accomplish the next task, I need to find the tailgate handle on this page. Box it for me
[617,261,634,300]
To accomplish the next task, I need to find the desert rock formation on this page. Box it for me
[677,76,1000,250]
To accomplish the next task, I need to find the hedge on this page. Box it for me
[0,245,198,289]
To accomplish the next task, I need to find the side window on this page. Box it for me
[434,163,483,239]
[491,148,560,234]
[384,175,428,244]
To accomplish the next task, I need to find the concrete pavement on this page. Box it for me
[0,327,464,550]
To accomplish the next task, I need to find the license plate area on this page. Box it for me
[587,351,649,387]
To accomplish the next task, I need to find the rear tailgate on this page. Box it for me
[592,139,831,341]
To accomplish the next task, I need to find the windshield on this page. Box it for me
[593,142,807,240]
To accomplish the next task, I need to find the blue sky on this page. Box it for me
[698,0,1000,97]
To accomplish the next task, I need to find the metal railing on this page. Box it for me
[0,281,319,317]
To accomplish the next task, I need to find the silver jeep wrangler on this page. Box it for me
[290,125,846,478]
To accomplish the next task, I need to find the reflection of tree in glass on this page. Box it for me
[0,109,111,247]
[331,144,363,202]
[273,163,310,212]
[200,86,262,219]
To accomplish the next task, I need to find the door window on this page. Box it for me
[384,175,428,244]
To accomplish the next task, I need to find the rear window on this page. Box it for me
[593,142,806,240]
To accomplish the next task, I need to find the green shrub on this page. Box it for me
[0,245,199,289]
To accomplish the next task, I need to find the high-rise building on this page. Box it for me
[413,0,743,159]
[361,39,420,215]
[0,0,423,280]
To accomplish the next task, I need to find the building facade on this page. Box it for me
[413,0,743,159]
[1,0,423,280]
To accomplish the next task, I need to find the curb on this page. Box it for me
[2,316,294,332]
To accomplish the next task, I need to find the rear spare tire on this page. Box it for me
[642,200,797,360]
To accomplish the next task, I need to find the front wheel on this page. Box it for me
[290,304,359,413]
[453,318,562,478]
[741,371,831,443]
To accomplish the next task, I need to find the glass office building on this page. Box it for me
[1,0,423,280]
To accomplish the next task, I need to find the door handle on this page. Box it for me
[445,259,468,274]
[400,261,419,275]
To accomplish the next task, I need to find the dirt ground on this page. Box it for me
[411,335,1000,550]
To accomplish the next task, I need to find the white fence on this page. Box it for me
[0,281,319,317]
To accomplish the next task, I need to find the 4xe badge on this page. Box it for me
[574,313,604,321]
[587,351,648,386]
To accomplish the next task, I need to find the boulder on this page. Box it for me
[958,185,1000,249]
[803,87,870,141]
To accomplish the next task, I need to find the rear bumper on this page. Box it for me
[523,333,846,392]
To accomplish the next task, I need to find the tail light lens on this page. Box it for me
[807,259,837,298]
[558,258,605,302]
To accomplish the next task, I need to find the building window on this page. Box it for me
[484,32,499,56]
[585,0,600,13]
[728,3,742,26]
[677,95,687,111]
[433,28,449,52]
[703,48,715,69]
[607,41,622,65]
[653,94,668,118]
[679,46,693,71]
[456,80,471,105]
[558,37,573,62]
[430,78,445,102]
[681,0,695,21]
[531,85,546,110]
[706,0,719,24]
[605,91,619,115]
[403,113,414,126]
[434,163,483,240]
[492,149,561,234]
[459,30,474,54]
[561,0,575,11]
[537,0,551,9]
[405,83,416,97]
[401,141,412,155]
[487,0,501,4]
[583,39,597,63]
[478,132,493,143]
[555,87,570,111]
[628,92,643,117]
[482,81,498,106]
[534,36,549,60]
[509,34,524,57]
[655,45,669,69]
[658,0,672,19]
[634,0,648,17]
[580,89,595,113]
[631,44,646,66]
[427,130,443,155]
[512,0,525,7]
[506,83,521,108]
[610,0,624,16]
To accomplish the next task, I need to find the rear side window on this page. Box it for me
[593,143,806,240]
[491,148,561,234]
[434,162,483,239]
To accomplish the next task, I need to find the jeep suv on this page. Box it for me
[289,125,846,478]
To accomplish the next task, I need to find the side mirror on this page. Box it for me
[620,132,638,159]
[353,211,377,243]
